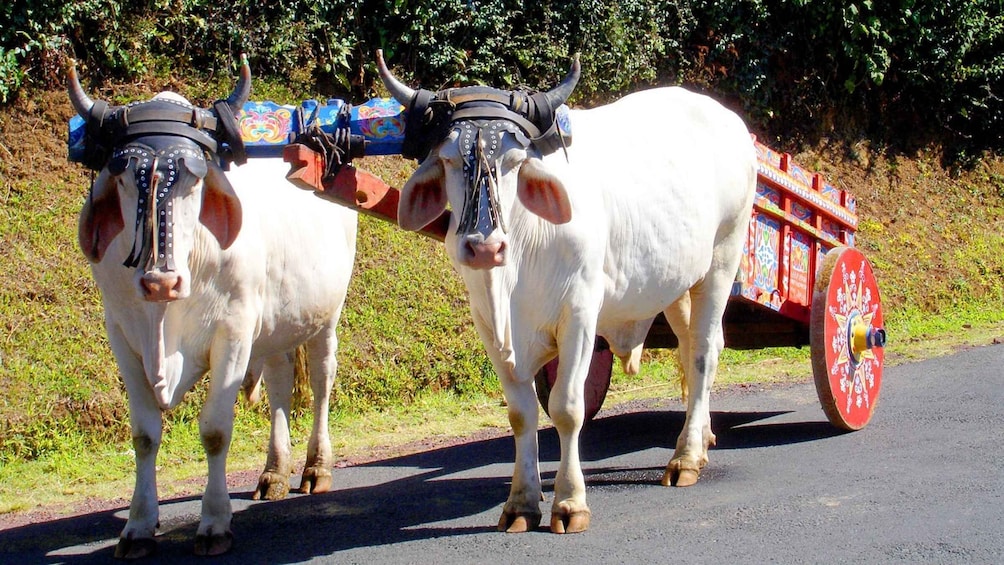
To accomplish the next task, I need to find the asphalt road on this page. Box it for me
[2,344,1002,564]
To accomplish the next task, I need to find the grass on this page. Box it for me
[3,85,1004,521]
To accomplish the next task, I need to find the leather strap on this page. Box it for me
[450,106,543,140]
[118,102,220,131]
[402,89,442,161]
[212,100,247,165]
[116,121,219,153]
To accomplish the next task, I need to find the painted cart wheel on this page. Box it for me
[535,338,613,422]
[810,247,887,430]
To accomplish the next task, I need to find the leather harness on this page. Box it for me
[78,97,246,172]
[400,86,572,237]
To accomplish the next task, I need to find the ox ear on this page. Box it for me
[78,170,124,263]
[201,161,243,249]
[517,158,572,224]
[398,157,447,231]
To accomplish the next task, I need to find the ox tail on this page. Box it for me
[292,345,311,415]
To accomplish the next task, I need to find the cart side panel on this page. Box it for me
[786,229,813,306]
[747,213,782,308]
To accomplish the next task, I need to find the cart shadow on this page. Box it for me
[1,408,843,564]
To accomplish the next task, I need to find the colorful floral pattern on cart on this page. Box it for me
[239,102,295,145]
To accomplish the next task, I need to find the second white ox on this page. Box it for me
[69,62,357,557]
[378,52,757,533]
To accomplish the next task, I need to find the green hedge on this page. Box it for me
[2,0,1002,160]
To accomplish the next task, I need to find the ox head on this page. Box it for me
[377,50,579,269]
[68,58,251,302]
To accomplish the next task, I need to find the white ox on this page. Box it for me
[68,63,357,557]
[378,52,756,533]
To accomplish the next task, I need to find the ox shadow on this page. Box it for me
[0,407,844,564]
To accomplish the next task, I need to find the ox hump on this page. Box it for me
[153,91,191,104]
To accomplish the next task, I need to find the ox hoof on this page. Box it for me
[193,531,234,556]
[662,461,701,487]
[497,510,542,533]
[114,536,157,560]
[298,467,333,494]
[550,504,591,534]
[252,471,290,501]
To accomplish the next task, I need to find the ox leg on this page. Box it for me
[252,353,295,501]
[546,333,593,534]
[664,292,694,407]
[465,306,543,533]
[118,407,164,559]
[110,333,162,560]
[663,282,726,487]
[300,327,339,494]
[192,347,249,556]
[497,371,543,533]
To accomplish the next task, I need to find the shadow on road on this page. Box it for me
[0,407,843,563]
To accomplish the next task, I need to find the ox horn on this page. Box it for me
[225,53,252,114]
[544,53,581,109]
[66,59,94,117]
[376,49,416,105]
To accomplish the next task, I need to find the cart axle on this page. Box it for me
[850,316,886,363]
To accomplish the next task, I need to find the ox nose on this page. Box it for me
[140,270,185,302]
[462,234,507,269]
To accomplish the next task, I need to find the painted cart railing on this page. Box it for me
[238,98,887,431]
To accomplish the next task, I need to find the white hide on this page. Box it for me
[85,156,357,552]
[400,87,756,532]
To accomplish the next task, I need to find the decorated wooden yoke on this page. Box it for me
[71,96,567,241]
[69,96,409,162]
[237,97,407,157]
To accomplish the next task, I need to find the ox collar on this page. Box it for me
[113,141,208,270]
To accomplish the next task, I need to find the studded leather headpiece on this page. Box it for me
[68,56,251,270]
[108,138,208,269]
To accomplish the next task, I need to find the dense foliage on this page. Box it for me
[2,1,1002,161]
